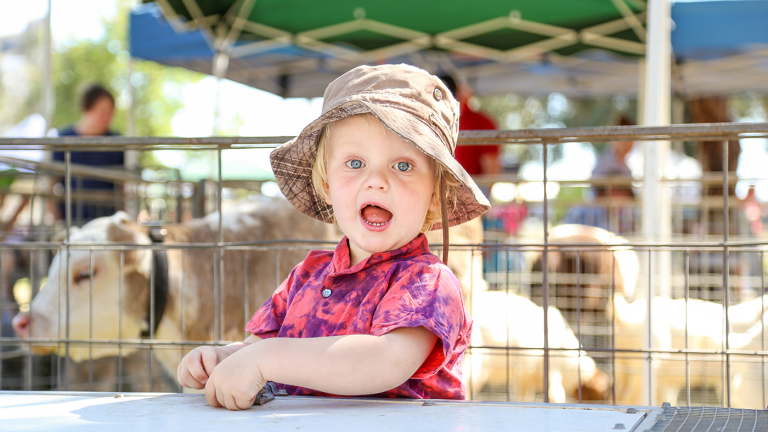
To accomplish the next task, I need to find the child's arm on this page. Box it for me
[177,334,263,389]
[204,326,437,410]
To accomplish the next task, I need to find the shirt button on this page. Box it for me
[321,288,332,298]
[433,88,443,101]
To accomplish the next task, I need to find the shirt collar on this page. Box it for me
[330,234,431,275]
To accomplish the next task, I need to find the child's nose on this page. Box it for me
[364,165,389,191]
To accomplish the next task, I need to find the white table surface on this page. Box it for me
[0,391,661,432]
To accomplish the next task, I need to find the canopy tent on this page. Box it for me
[129,0,768,98]
[130,0,649,97]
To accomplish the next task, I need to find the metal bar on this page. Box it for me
[76,177,83,228]
[0,240,340,251]
[469,245,477,400]
[685,250,690,406]
[0,122,766,149]
[576,251,582,403]
[542,141,549,403]
[178,250,187,393]
[762,250,766,410]
[611,251,616,405]
[89,250,94,392]
[54,246,61,391]
[647,249,652,406]
[274,250,280,303]
[149,242,156,392]
[5,238,768,251]
[0,242,3,390]
[7,336,768,355]
[64,151,71,391]
[29,171,38,231]
[217,148,224,344]
[211,250,217,342]
[118,252,124,392]
[505,247,510,401]
[179,249,186,393]
[27,245,35,390]
[722,140,731,408]
[243,251,249,340]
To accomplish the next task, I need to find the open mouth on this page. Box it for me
[360,203,393,227]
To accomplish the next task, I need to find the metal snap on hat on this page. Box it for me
[270,63,490,230]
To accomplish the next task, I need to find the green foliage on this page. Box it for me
[729,93,768,123]
[476,92,637,164]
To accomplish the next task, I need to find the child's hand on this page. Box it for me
[204,345,266,410]
[177,346,230,389]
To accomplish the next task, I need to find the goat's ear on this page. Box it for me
[107,212,150,268]
[50,227,80,256]
[52,226,79,243]
[107,212,149,242]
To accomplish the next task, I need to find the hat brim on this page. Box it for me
[270,101,490,230]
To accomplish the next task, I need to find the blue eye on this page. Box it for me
[396,161,412,172]
[347,159,362,169]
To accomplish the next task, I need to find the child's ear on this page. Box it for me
[428,190,439,213]
[323,181,332,205]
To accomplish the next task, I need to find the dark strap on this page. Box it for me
[440,176,449,264]
[141,227,169,339]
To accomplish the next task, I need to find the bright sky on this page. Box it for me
[0,0,116,41]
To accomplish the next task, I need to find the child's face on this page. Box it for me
[323,115,438,265]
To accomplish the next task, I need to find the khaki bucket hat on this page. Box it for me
[270,63,490,233]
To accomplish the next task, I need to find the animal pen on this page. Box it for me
[1,123,768,423]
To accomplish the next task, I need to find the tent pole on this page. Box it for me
[641,0,672,406]
[42,0,53,129]
[211,24,230,137]
[125,59,140,219]
[41,0,54,237]
[42,0,53,132]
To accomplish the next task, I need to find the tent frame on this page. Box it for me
[153,0,649,65]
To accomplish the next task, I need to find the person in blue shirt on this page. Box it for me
[53,85,124,224]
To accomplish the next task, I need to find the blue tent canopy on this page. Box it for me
[671,0,768,61]
[129,1,768,97]
[131,5,214,62]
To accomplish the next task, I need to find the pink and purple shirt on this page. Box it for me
[246,233,472,399]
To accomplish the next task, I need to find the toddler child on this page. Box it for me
[177,64,490,410]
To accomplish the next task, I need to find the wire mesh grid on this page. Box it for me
[0,123,767,409]
[650,404,768,432]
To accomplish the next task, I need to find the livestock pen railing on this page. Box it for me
[0,122,768,409]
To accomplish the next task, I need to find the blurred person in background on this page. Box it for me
[53,84,124,225]
[591,115,634,181]
[439,75,500,188]
[563,115,638,234]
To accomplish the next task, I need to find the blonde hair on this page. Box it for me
[311,114,459,232]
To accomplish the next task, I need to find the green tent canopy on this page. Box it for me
[134,0,648,97]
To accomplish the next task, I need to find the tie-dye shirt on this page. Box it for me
[246,233,472,399]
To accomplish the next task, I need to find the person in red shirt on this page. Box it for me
[439,75,500,179]
[177,65,490,409]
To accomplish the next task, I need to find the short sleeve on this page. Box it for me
[245,264,300,339]
[370,263,470,380]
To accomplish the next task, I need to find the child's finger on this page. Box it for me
[200,349,220,380]
[178,365,205,390]
[204,379,223,408]
[177,355,202,389]
[186,352,210,385]
[234,394,257,411]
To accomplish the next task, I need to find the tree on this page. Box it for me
[52,1,203,140]
[0,1,203,146]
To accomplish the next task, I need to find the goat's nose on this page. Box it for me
[11,312,30,338]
